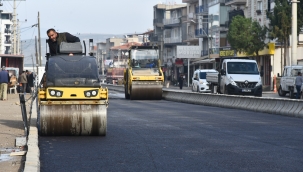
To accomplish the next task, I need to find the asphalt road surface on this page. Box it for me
[39,91,303,172]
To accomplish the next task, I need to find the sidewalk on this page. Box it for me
[0,93,30,172]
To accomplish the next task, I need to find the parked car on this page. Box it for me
[278,65,303,99]
[192,69,217,93]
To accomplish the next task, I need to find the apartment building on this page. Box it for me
[151,3,187,82]
[0,11,13,54]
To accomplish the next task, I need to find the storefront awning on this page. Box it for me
[192,58,214,64]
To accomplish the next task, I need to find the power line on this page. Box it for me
[22,27,36,51]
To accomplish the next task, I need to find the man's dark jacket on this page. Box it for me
[0,70,9,84]
[48,32,80,55]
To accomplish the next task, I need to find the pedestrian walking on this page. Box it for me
[0,66,10,100]
[295,72,303,99]
[27,71,35,94]
[19,71,28,95]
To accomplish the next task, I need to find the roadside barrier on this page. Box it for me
[104,84,303,118]
[162,90,303,118]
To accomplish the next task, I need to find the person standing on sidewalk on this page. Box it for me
[0,66,10,100]
[295,72,303,99]
[19,71,28,95]
[178,74,184,90]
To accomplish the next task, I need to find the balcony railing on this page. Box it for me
[195,5,208,15]
[187,13,197,21]
[163,18,180,25]
[4,40,11,44]
[201,50,209,56]
[225,0,247,5]
[195,28,208,37]
[182,0,198,3]
[4,29,11,34]
[209,48,220,54]
[164,37,182,44]
[149,34,163,42]
[153,18,163,24]
[209,0,225,6]
[187,32,197,40]
[164,55,174,61]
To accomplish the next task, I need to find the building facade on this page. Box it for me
[0,11,13,54]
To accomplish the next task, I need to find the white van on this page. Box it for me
[192,69,218,93]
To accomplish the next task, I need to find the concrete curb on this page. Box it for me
[24,99,40,172]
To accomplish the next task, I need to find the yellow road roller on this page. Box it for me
[38,42,108,136]
[124,46,164,100]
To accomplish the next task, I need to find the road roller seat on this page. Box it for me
[59,42,83,54]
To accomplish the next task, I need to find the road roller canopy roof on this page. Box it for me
[46,55,100,87]
[129,46,159,69]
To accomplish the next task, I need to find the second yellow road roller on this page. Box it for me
[124,45,164,100]
[38,41,108,136]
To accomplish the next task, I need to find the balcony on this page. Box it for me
[4,29,11,34]
[4,40,11,44]
[184,32,198,43]
[209,48,220,55]
[196,5,208,16]
[164,37,183,44]
[164,55,174,61]
[225,0,247,6]
[209,0,225,6]
[149,33,163,42]
[182,0,198,3]
[153,18,164,28]
[195,28,208,38]
[201,50,209,57]
[163,18,181,27]
[256,9,262,15]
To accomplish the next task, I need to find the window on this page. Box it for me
[1,14,10,20]
[256,1,262,15]
[257,1,262,11]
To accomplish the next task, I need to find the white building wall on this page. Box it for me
[0,12,13,54]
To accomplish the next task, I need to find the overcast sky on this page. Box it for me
[1,0,184,40]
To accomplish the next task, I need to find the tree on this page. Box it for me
[267,0,291,67]
[247,20,268,57]
[227,15,267,57]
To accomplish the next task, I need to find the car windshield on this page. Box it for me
[291,69,303,76]
[131,49,158,68]
[227,62,259,75]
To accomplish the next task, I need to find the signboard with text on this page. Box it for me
[219,47,235,57]
[177,46,201,59]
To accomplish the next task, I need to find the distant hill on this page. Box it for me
[21,33,124,67]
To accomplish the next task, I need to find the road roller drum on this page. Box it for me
[39,104,107,136]
[130,81,162,100]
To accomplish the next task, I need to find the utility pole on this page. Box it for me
[17,20,21,54]
[118,49,121,67]
[291,0,298,65]
[38,12,42,66]
[160,34,163,66]
[13,0,17,54]
[102,51,105,75]
[35,36,39,74]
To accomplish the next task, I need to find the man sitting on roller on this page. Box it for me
[46,28,80,56]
